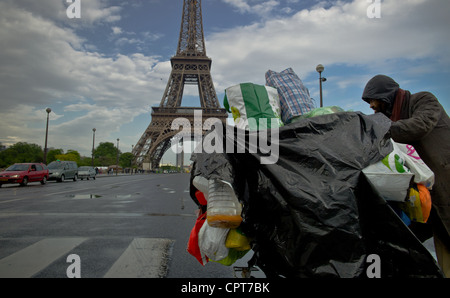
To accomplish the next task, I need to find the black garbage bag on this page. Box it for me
[190,112,443,278]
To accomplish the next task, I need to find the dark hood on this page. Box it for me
[362,75,399,116]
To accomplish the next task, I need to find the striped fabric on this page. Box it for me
[265,68,315,124]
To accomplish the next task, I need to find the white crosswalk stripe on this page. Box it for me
[104,238,174,278]
[0,238,87,278]
[0,237,174,278]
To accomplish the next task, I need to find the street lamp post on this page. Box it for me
[91,128,96,167]
[131,145,134,175]
[316,64,327,107]
[116,138,120,176]
[43,108,52,164]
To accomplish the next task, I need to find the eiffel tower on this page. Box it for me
[132,0,228,170]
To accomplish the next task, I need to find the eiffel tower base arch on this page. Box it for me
[133,107,227,170]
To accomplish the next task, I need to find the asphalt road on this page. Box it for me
[0,172,437,279]
[0,173,248,278]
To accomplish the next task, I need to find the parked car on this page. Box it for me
[0,163,49,187]
[78,166,96,180]
[47,160,78,182]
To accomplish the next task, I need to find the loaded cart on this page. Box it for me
[188,112,443,278]
[187,68,444,278]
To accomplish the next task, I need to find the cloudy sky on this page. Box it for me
[1,0,449,164]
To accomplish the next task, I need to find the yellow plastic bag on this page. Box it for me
[213,248,250,266]
[400,184,431,223]
[225,228,251,251]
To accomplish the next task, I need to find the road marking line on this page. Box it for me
[0,237,87,278]
[0,198,30,204]
[104,238,174,278]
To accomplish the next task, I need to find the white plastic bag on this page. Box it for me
[393,142,434,189]
[363,140,414,202]
[363,171,414,202]
[198,222,230,262]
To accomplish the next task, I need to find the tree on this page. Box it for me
[119,152,134,169]
[94,142,121,166]
[0,142,43,167]
[78,156,94,166]
[47,149,64,163]
[55,150,81,164]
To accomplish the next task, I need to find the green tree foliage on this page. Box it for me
[0,141,135,169]
[79,156,94,166]
[94,142,121,166]
[0,142,43,168]
[55,149,81,164]
[47,149,64,163]
[119,152,135,169]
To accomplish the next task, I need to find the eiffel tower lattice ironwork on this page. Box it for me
[132,0,228,170]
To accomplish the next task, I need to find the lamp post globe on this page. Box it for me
[316,64,325,74]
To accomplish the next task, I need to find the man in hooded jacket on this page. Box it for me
[362,74,450,277]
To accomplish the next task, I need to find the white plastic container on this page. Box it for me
[206,179,242,228]
[192,176,210,200]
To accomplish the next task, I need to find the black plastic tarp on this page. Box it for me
[190,112,443,278]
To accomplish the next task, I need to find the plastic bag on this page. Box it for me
[195,190,207,206]
[212,248,250,266]
[362,140,414,201]
[291,106,345,122]
[198,222,230,262]
[187,210,208,266]
[393,142,435,189]
[225,228,251,251]
[401,186,424,223]
[223,83,283,130]
[265,68,315,123]
[399,184,432,223]
[417,183,432,222]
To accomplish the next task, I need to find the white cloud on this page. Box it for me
[112,26,123,35]
[209,0,450,91]
[110,29,163,53]
[80,1,122,25]
[0,1,168,154]
[223,0,281,17]
[222,0,252,13]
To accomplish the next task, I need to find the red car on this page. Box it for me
[0,163,49,187]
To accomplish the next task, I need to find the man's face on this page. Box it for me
[369,99,385,113]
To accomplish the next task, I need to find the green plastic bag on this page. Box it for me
[290,106,345,122]
[212,248,250,266]
[224,83,283,130]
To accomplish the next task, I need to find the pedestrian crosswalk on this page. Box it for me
[104,238,173,278]
[0,237,174,278]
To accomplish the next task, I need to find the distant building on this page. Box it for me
[176,146,184,169]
